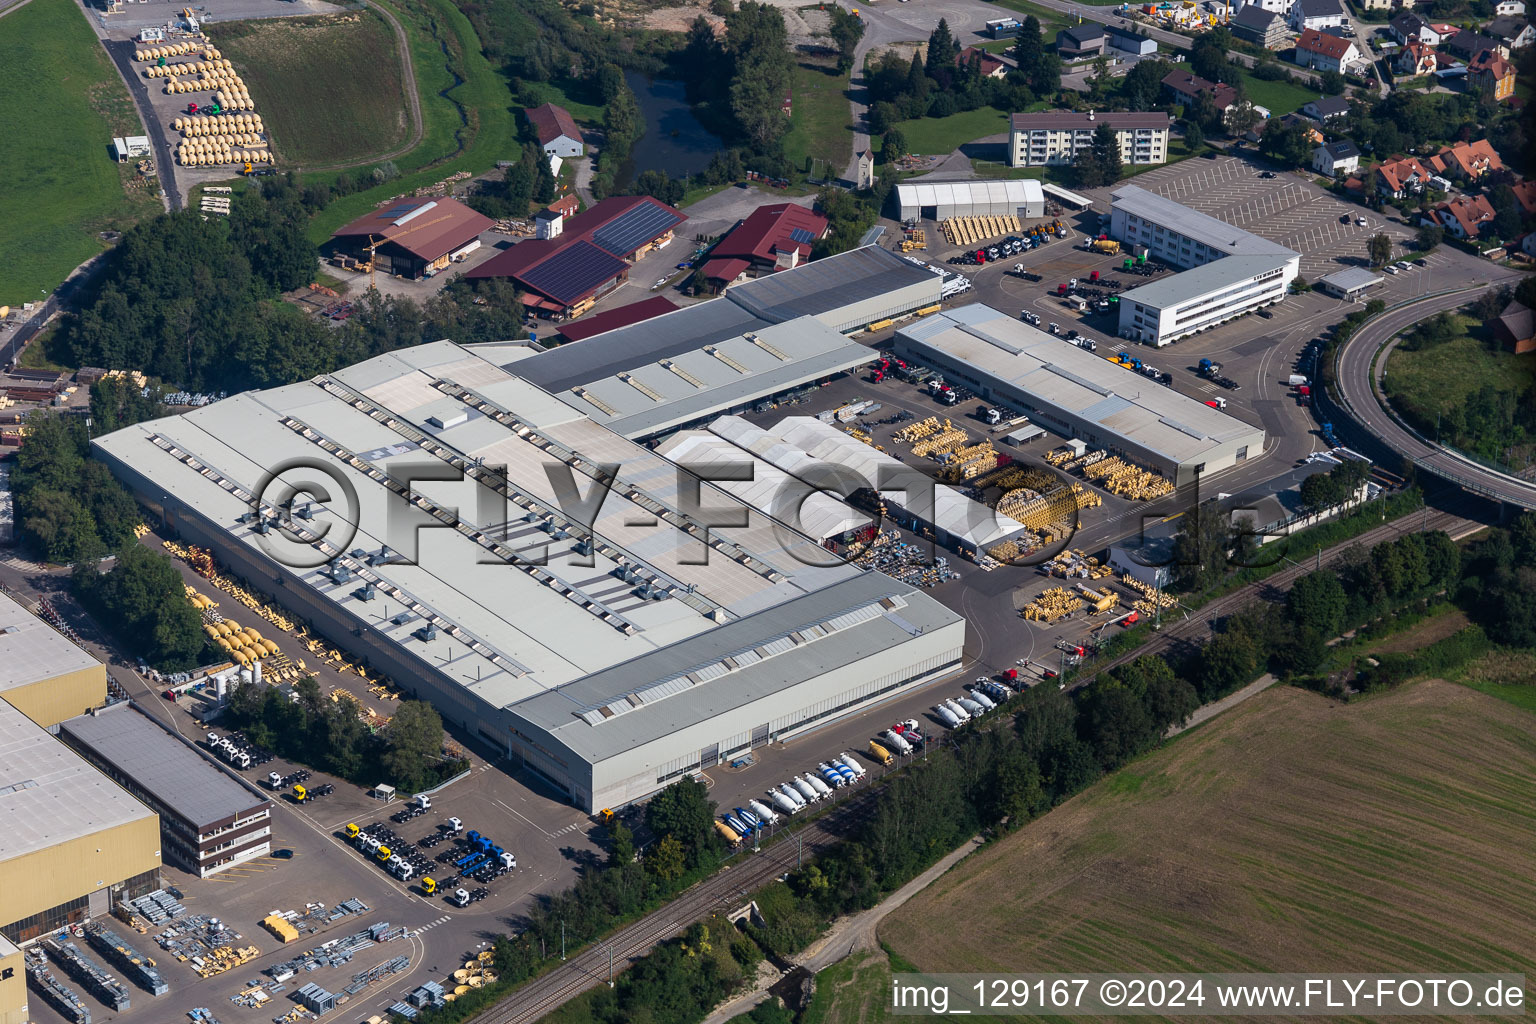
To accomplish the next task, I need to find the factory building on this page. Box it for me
[0,592,161,1016]
[510,245,938,439]
[654,430,874,546]
[895,178,1046,222]
[705,415,1032,558]
[1008,111,1171,168]
[892,306,1265,485]
[0,595,109,728]
[1108,185,1300,346]
[92,341,966,813]
[61,703,273,878]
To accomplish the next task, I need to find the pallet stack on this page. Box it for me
[1022,587,1085,622]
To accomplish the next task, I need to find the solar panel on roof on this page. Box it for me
[519,241,629,304]
[592,202,684,257]
[789,227,816,244]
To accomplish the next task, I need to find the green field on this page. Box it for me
[303,0,522,243]
[208,11,411,167]
[1236,68,1318,115]
[882,680,1536,997]
[1384,322,1536,440]
[987,0,1072,33]
[782,61,853,176]
[0,0,162,301]
[800,951,896,1024]
[885,106,1012,157]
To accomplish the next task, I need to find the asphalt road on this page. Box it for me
[1331,285,1536,510]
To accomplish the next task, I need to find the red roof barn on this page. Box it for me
[329,197,494,279]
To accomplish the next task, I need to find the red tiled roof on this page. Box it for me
[1161,71,1238,110]
[701,257,752,282]
[957,46,1005,75]
[547,194,581,218]
[1376,154,1431,192]
[1435,194,1496,236]
[1297,27,1356,59]
[710,203,829,264]
[1470,48,1515,79]
[554,296,680,343]
[1511,181,1536,216]
[330,197,493,262]
[1433,138,1503,177]
[524,103,582,147]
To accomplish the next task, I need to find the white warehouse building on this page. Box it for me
[895,178,1046,223]
[1108,185,1300,346]
[892,306,1265,485]
[93,342,966,813]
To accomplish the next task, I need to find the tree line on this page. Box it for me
[224,676,469,793]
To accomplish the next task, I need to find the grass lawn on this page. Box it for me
[208,11,410,167]
[885,106,1012,157]
[1384,321,1536,439]
[0,0,162,301]
[303,0,521,243]
[519,77,608,126]
[782,61,853,176]
[1236,68,1319,115]
[884,679,1536,977]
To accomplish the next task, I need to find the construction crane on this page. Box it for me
[365,233,382,292]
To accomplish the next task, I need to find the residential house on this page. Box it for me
[1359,0,1400,11]
[1525,231,1536,257]
[1512,180,1536,217]
[1056,23,1107,57]
[1494,0,1525,15]
[1428,138,1503,181]
[1289,0,1347,32]
[1492,300,1536,354]
[1390,11,1442,44]
[1468,48,1517,99]
[1161,70,1238,112]
[957,46,1007,78]
[1312,139,1362,175]
[523,102,584,164]
[1396,39,1438,74]
[1441,29,1510,60]
[1232,5,1289,47]
[1484,14,1535,49]
[1295,27,1360,71]
[1279,111,1325,143]
[1429,194,1496,238]
[1375,154,1433,197]
[1302,95,1351,120]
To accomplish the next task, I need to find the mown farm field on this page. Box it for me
[208,10,410,167]
[0,0,162,300]
[879,680,1536,1018]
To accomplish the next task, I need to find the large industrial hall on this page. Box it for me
[893,306,1266,484]
[93,340,967,813]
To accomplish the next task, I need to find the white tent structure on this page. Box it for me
[896,178,1046,222]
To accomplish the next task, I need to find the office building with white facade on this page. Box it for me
[1108,185,1300,346]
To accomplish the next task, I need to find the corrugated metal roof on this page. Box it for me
[727,245,939,324]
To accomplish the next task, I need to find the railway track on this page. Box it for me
[467,797,873,1024]
[468,502,1482,1024]
[1081,504,1477,683]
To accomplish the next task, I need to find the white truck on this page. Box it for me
[882,729,913,756]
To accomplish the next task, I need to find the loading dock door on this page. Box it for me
[751,724,770,749]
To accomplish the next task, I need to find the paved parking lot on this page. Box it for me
[1105,155,1415,280]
